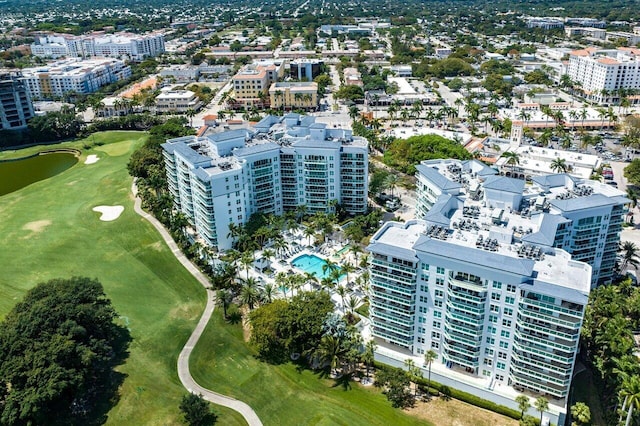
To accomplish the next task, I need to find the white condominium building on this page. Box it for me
[567,47,640,103]
[20,59,131,100]
[30,32,165,61]
[161,113,368,250]
[415,159,627,286]
[155,90,202,113]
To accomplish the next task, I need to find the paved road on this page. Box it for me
[131,182,263,426]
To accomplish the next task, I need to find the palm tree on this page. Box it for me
[550,157,569,174]
[275,271,289,299]
[313,334,346,375]
[400,108,410,123]
[403,358,421,396]
[185,108,196,126]
[501,151,520,176]
[341,261,356,285]
[570,402,591,426]
[515,395,531,419]
[215,289,233,319]
[322,259,340,277]
[535,397,549,426]
[384,174,400,198]
[240,277,260,309]
[261,282,278,303]
[348,105,359,121]
[619,376,640,426]
[240,251,253,278]
[619,241,640,272]
[424,349,437,392]
[346,295,362,315]
[335,285,349,310]
[411,100,423,119]
[349,244,363,264]
[362,340,376,380]
[303,226,315,246]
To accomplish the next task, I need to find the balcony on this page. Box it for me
[448,276,486,292]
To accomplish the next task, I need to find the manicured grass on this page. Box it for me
[190,310,430,426]
[0,132,245,425]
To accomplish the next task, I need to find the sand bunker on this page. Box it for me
[85,155,100,164]
[22,220,52,233]
[93,205,124,221]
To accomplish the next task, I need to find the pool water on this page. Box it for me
[292,254,342,279]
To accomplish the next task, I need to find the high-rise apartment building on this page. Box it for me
[367,159,629,423]
[0,71,34,131]
[161,114,368,250]
[567,47,640,103]
[30,32,165,61]
[414,159,627,286]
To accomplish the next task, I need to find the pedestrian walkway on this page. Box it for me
[132,182,263,426]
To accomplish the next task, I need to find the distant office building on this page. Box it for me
[21,58,131,100]
[289,59,323,81]
[0,71,34,130]
[526,18,564,30]
[161,114,368,250]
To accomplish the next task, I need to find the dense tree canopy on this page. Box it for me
[383,134,472,174]
[0,277,129,425]
[249,291,334,363]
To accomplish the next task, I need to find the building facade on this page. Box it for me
[415,159,627,286]
[30,32,165,61]
[269,82,318,110]
[567,47,640,103]
[155,90,202,113]
[21,59,131,100]
[289,59,323,81]
[231,61,285,108]
[161,114,368,250]
[368,218,590,400]
[0,71,34,130]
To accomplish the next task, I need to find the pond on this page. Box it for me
[0,151,79,196]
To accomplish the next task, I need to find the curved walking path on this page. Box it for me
[131,182,263,426]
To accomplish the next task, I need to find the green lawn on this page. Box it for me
[0,132,246,425]
[190,309,430,426]
[571,368,606,426]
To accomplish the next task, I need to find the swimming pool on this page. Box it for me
[291,254,342,279]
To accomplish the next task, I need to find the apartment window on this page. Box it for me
[483,370,491,377]
[420,285,428,292]
[504,308,513,317]
[489,315,498,323]
[419,317,426,323]
[502,319,512,327]
[436,267,445,274]
[431,331,440,339]
[436,278,444,286]
[491,293,501,301]
[431,342,440,349]
[498,352,507,360]
[485,348,494,356]
[507,284,516,293]
[422,264,430,270]
[505,296,515,305]
[492,281,502,289]
[490,304,499,313]
[419,306,427,314]
[484,359,493,366]
[418,337,426,344]
[435,290,444,298]
[500,330,510,338]
[434,300,443,308]
[433,311,442,318]
[433,321,441,329]
[419,295,427,303]
[418,327,426,334]
[499,341,509,349]
[486,337,495,345]
[496,362,506,370]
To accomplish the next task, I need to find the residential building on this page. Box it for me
[30,32,165,61]
[0,71,34,130]
[368,216,589,425]
[414,159,627,287]
[269,82,318,110]
[155,90,202,113]
[290,59,324,82]
[526,18,564,30]
[231,60,285,108]
[495,145,600,180]
[567,47,640,103]
[20,58,131,100]
[161,114,368,250]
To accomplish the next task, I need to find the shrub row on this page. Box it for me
[374,362,521,420]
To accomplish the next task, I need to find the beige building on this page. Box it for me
[269,82,318,110]
[231,61,285,108]
[155,90,202,113]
